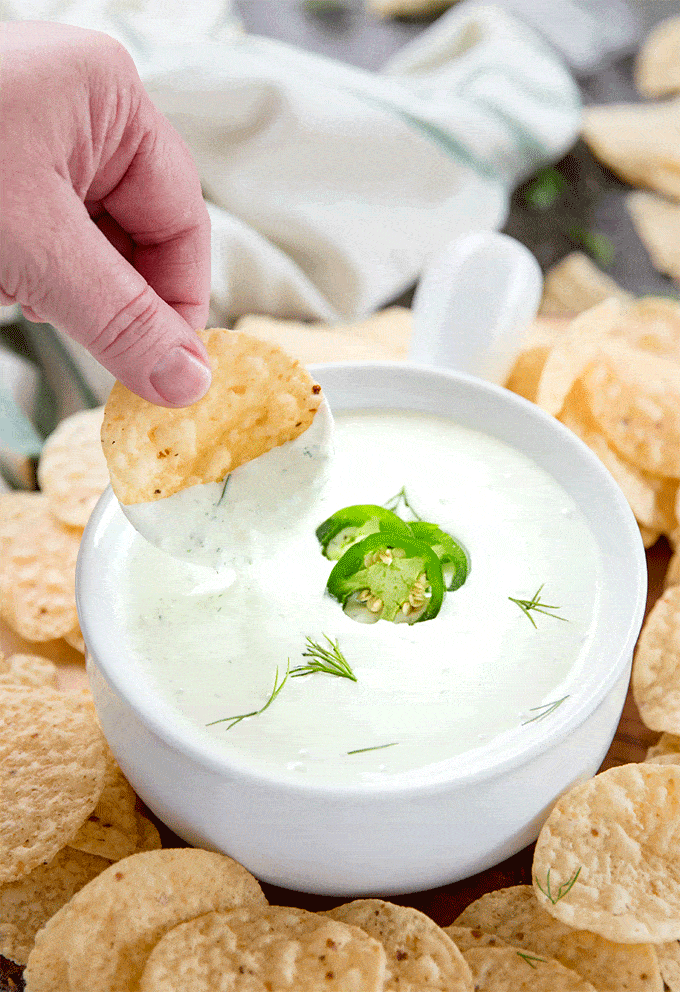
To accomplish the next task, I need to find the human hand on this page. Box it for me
[0,21,212,406]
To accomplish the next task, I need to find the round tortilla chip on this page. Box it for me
[646,732,680,763]
[67,752,144,863]
[0,493,81,641]
[635,14,680,98]
[580,339,680,477]
[0,684,108,884]
[25,848,267,992]
[0,846,111,966]
[560,382,678,536]
[138,905,387,992]
[633,585,680,734]
[532,763,680,943]
[325,898,473,991]
[462,945,597,990]
[454,884,662,991]
[37,407,109,528]
[101,328,323,505]
[657,940,680,991]
[0,653,59,690]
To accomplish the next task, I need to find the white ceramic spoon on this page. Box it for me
[409,230,543,383]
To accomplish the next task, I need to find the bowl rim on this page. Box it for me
[78,361,648,796]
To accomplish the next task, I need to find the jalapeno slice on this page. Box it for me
[408,521,469,591]
[316,505,412,561]
[326,532,445,623]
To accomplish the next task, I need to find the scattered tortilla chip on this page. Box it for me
[0,493,81,641]
[535,299,623,417]
[0,684,108,884]
[581,98,680,203]
[0,653,59,690]
[539,252,632,317]
[37,407,109,528]
[444,924,511,953]
[25,848,267,992]
[134,813,162,852]
[667,548,680,587]
[454,884,663,991]
[503,318,567,402]
[627,191,680,283]
[657,940,680,991]
[234,306,412,365]
[101,328,323,505]
[532,762,680,943]
[633,585,680,733]
[560,382,678,535]
[325,898,473,991]
[138,905,387,992]
[0,846,111,966]
[640,524,662,548]
[462,945,597,990]
[580,338,680,477]
[63,623,85,655]
[366,0,453,16]
[645,732,680,763]
[636,15,680,98]
[67,752,146,862]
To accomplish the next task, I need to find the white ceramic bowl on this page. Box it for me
[78,363,647,896]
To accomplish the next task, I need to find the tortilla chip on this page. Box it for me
[633,585,680,733]
[462,945,597,990]
[138,906,387,992]
[0,653,59,691]
[581,98,680,203]
[0,847,111,966]
[37,407,109,528]
[0,684,108,884]
[25,848,267,992]
[325,898,473,991]
[454,884,662,991]
[539,252,632,318]
[627,191,680,283]
[532,763,680,943]
[636,15,680,98]
[0,493,81,641]
[101,328,323,505]
[234,306,412,365]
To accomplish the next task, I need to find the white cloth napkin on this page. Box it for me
[0,0,580,477]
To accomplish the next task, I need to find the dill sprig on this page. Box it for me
[509,585,567,628]
[347,742,398,755]
[516,951,547,969]
[523,695,570,725]
[216,474,231,506]
[206,662,290,730]
[535,867,581,905]
[291,635,357,681]
[384,486,423,521]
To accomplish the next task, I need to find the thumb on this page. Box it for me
[10,181,212,407]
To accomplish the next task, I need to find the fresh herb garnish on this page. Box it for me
[516,951,547,968]
[216,475,230,506]
[523,695,570,725]
[523,167,567,211]
[291,635,357,681]
[535,867,581,904]
[509,585,567,628]
[207,662,290,729]
[347,742,399,755]
[383,486,423,521]
[567,224,615,268]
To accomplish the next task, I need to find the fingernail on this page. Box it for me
[149,347,212,406]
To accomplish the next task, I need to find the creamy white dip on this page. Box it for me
[119,409,603,785]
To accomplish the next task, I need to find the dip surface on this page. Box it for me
[118,409,603,785]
